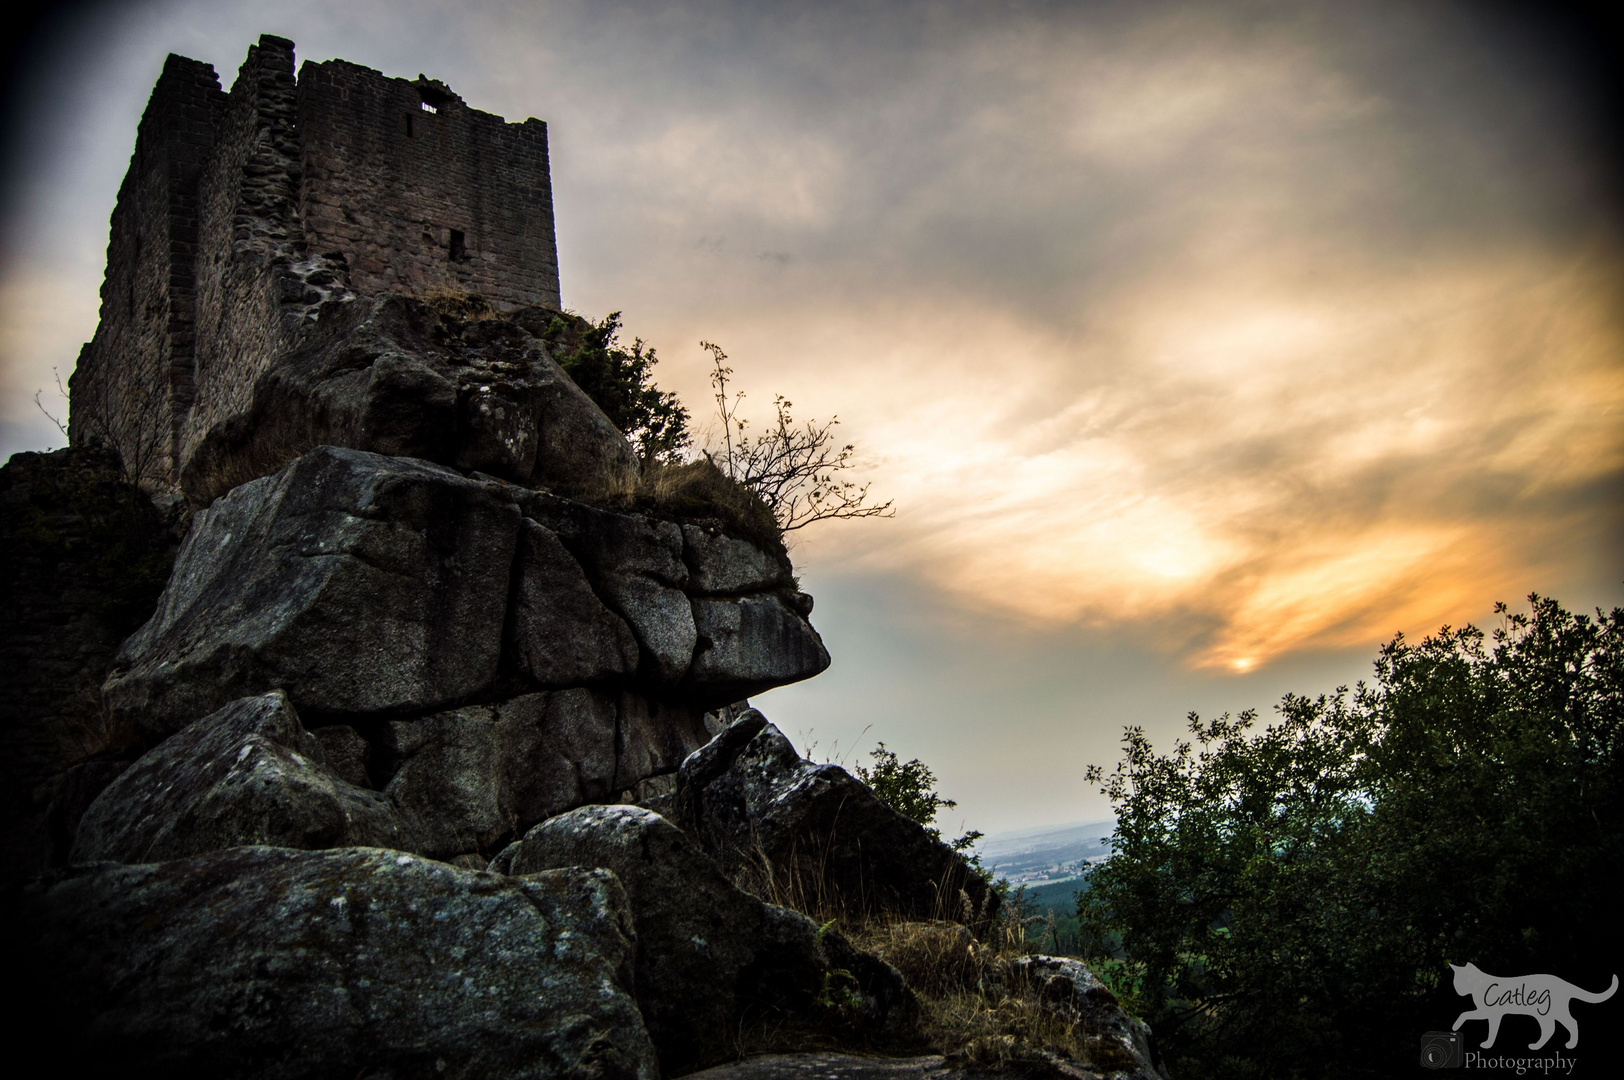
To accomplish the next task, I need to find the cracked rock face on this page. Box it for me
[103,446,520,739]
[508,519,640,686]
[678,713,1000,927]
[71,691,420,863]
[687,594,831,704]
[90,444,830,865]
[13,847,658,1080]
[518,491,698,685]
[180,295,636,505]
[494,804,918,1076]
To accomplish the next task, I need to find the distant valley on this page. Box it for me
[975,819,1114,908]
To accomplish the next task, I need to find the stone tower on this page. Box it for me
[69,35,561,491]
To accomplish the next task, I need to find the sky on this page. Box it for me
[2,0,1621,836]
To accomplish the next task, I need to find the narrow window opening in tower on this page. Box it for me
[420,100,438,114]
[405,114,414,137]
[449,230,466,262]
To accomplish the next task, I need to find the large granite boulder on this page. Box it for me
[508,519,640,686]
[10,846,657,1079]
[378,689,713,861]
[518,491,697,685]
[494,804,918,1075]
[686,594,830,704]
[678,712,999,927]
[103,446,520,737]
[179,295,636,504]
[71,691,418,863]
[1012,956,1168,1080]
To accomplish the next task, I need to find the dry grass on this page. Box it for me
[583,456,785,555]
[422,289,501,321]
[54,686,142,767]
[836,916,1144,1076]
[687,818,1151,1072]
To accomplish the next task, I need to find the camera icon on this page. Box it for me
[1420,1031,1462,1069]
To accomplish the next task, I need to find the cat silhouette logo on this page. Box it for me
[1449,962,1619,1050]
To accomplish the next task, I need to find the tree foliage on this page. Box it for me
[703,342,893,532]
[1078,595,1624,1078]
[544,312,691,467]
[857,742,983,853]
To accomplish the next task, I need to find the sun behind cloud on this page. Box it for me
[768,249,1623,671]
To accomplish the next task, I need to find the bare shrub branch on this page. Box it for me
[702,341,894,533]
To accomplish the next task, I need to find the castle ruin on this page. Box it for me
[69,35,562,491]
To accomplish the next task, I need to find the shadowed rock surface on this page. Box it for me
[1012,957,1167,1080]
[681,522,795,594]
[180,296,636,505]
[10,847,658,1080]
[0,446,175,884]
[71,691,419,863]
[678,712,999,926]
[687,594,831,704]
[509,518,640,685]
[518,490,699,685]
[103,446,520,737]
[494,804,919,1076]
[679,1053,1105,1080]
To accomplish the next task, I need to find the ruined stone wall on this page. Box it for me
[72,35,560,492]
[68,55,224,487]
[297,60,560,310]
[183,37,304,471]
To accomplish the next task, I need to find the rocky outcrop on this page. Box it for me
[103,447,521,738]
[1013,957,1168,1080]
[180,296,634,505]
[98,445,825,841]
[494,804,918,1075]
[0,446,176,885]
[70,691,419,863]
[518,491,700,685]
[71,686,724,866]
[377,689,643,860]
[687,594,830,703]
[11,846,657,1079]
[682,522,795,594]
[4,31,1079,1080]
[509,518,640,686]
[678,712,999,926]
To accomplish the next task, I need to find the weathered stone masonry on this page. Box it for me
[298,60,559,307]
[70,35,562,491]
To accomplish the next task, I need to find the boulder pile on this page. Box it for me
[2,298,1165,1080]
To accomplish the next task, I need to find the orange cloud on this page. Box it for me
[711,249,1624,671]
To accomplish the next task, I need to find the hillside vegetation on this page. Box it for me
[1077,594,1623,1078]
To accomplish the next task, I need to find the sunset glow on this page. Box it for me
[2,0,1618,831]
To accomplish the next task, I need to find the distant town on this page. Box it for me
[976,819,1115,888]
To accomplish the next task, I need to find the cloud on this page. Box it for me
[733,245,1624,670]
[1,0,1617,679]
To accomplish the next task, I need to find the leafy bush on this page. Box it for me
[540,311,691,467]
[1078,594,1624,1078]
[857,742,983,853]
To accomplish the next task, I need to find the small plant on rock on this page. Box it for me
[702,341,893,533]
